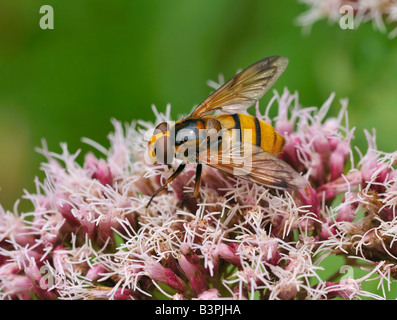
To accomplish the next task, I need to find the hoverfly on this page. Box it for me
[146,56,306,207]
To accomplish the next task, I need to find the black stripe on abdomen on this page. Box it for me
[254,117,261,147]
[231,114,242,143]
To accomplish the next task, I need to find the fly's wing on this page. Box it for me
[186,56,288,119]
[199,142,306,191]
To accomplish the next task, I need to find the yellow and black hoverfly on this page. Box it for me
[146,56,306,206]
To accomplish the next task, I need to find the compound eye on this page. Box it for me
[154,135,174,165]
[175,128,197,145]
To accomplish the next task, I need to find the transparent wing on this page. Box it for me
[199,142,306,191]
[187,56,289,119]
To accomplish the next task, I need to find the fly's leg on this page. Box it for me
[146,163,186,207]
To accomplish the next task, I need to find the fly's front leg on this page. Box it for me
[193,163,203,198]
[146,163,186,207]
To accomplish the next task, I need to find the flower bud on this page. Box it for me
[84,153,113,186]
[86,263,106,281]
[1,275,33,300]
[280,135,304,172]
[336,192,358,222]
[297,185,321,218]
[24,261,57,300]
[329,140,350,181]
[178,245,208,296]
[320,224,336,240]
[73,206,97,238]
[55,193,79,226]
[218,243,242,269]
[145,259,187,293]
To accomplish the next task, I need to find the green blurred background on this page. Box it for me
[0,0,396,212]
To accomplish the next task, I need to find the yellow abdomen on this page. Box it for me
[214,113,285,154]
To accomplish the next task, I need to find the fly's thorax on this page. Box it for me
[174,119,208,163]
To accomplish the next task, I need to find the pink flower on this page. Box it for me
[145,258,187,294]
[86,263,106,282]
[178,243,208,296]
[84,153,113,186]
[335,192,359,222]
[0,88,396,300]
[218,243,242,269]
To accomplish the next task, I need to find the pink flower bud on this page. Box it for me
[312,132,331,156]
[97,211,119,243]
[376,165,390,184]
[280,135,304,172]
[94,159,113,186]
[52,246,70,274]
[325,279,359,300]
[200,244,220,276]
[11,221,35,247]
[369,164,392,193]
[329,139,351,181]
[1,275,33,300]
[178,248,208,296]
[297,185,321,218]
[24,261,57,300]
[320,225,336,240]
[73,206,97,238]
[86,263,106,281]
[55,193,79,226]
[361,153,378,187]
[0,263,20,275]
[327,137,339,151]
[276,119,294,137]
[84,153,113,186]
[310,152,327,186]
[336,192,359,222]
[218,243,242,269]
[112,288,139,300]
[145,259,187,293]
[317,171,361,201]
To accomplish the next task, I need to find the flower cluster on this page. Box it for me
[1,85,396,300]
[297,0,397,38]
